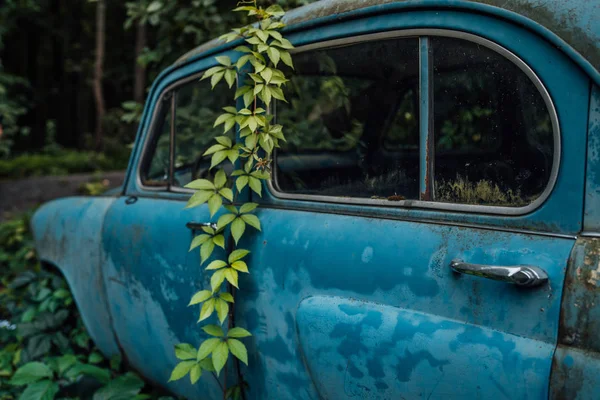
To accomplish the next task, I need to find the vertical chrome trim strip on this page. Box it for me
[419,37,434,201]
[168,92,176,189]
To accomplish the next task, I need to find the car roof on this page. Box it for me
[173,0,600,86]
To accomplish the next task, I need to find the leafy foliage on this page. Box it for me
[170,2,294,397]
[0,214,176,399]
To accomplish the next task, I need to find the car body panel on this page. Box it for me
[30,196,120,357]
[297,296,554,399]
[28,0,600,399]
[584,86,600,232]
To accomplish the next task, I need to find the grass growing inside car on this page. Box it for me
[0,212,177,400]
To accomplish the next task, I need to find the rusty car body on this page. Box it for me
[31,0,600,398]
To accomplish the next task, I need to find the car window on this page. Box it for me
[173,78,234,187]
[432,37,554,206]
[274,38,420,200]
[139,76,234,189]
[273,34,555,210]
[140,101,171,187]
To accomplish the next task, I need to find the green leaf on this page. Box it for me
[251,170,271,180]
[215,299,229,325]
[215,136,232,147]
[17,379,58,400]
[236,175,249,193]
[270,86,286,102]
[267,47,280,66]
[214,169,227,188]
[249,177,262,197]
[216,56,231,66]
[228,249,250,263]
[203,324,224,337]
[200,240,215,264]
[260,68,273,84]
[220,292,234,303]
[88,352,103,364]
[168,361,195,382]
[210,151,228,169]
[185,190,213,209]
[206,260,227,270]
[198,358,215,372]
[241,214,261,231]
[197,338,220,361]
[189,234,209,251]
[213,113,234,128]
[243,90,254,107]
[204,144,226,155]
[212,342,229,376]
[210,269,226,292]
[231,218,246,244]
[217,213,236,229]
[57,355,77,376]
[208,194,223,217]
[213,234,225,249]
[67,364,111,384]
[175,344,197,361]
[219,188,234,202]
[280,51,293,69]
[147,1,163,13]
[10,362,53,386]
[199,299,215,322]
[236,55,251,70]
[189,290,212,306]
[190,364,202,384]
[224,117,237,133]
[227,339,248,365]
[224,204,238,213]
[225,69,237,88]
[239,203,259,214]
[227,327,252,338]
[255,29,269,43]
[231,261,249,273]
[211,71,225,88]
[202,66,225,79]
[224,268,239,288]
[265,4,285,17]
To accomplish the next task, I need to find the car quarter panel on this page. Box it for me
[584,85,600,232]
[30,196,120,357]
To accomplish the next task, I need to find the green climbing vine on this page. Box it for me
[168,2,293,398]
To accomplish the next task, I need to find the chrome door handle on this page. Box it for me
[450,260,548,287]
[186,222,217,231]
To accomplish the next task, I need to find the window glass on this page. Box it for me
[275,38,420,200]
[432,37,553,206]
[173,78,234,187]
[140,101,171,186]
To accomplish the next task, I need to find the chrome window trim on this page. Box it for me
[268,29,561,216]
[135,72,205,193]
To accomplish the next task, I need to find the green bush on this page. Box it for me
[0,151,129,180]
[0,214,175,399]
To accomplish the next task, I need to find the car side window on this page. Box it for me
[275,38,420,200]
[173,79,233,187]
[432,37,554,206]
[140,101,171,187]
[139,75,233,189]
[273,34,556,210]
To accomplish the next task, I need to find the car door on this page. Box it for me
[100,70,237,399]
[231,17,590,400]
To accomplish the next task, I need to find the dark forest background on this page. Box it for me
[0,0,315,177]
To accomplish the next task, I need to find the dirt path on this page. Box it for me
[0,171,125,220]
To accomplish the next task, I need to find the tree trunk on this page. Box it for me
[133,20,147,104]
[92,0,106,151]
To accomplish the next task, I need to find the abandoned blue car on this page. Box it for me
[30,0,600,398]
